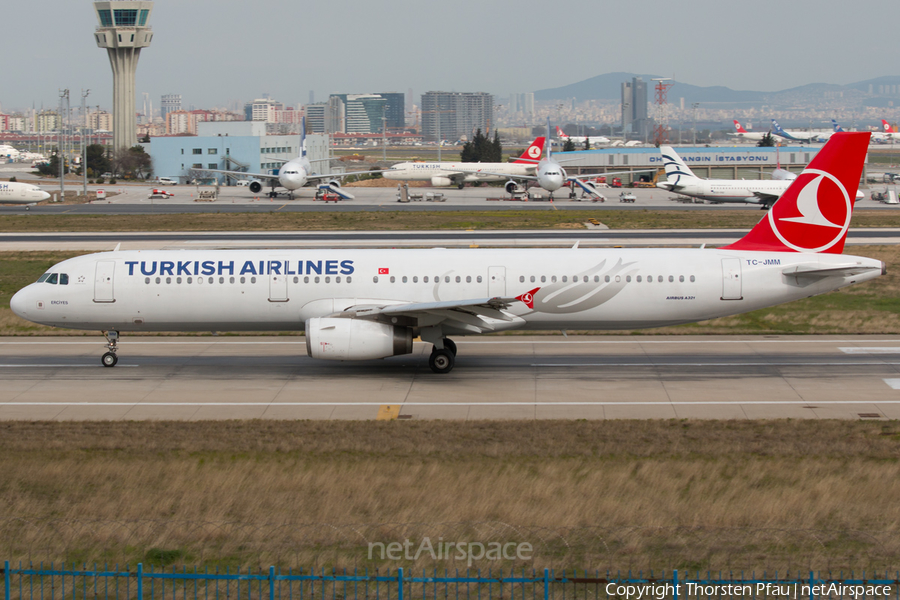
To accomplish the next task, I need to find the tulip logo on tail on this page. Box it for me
[769,170,851,253]
[527,145,541,159]
[516,288,540,309]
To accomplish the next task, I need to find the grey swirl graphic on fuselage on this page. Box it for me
[533,259,638,314]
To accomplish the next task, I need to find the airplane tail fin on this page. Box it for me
[734,120,748,133]
[513,137,545,163]
[723,132,870,255]
[660,146,698,181]
[832,119,844,132]
[771,119,786,134]
[555,126,568,138]
[883,119,895,133]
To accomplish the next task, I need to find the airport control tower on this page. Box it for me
[92,1,154,150]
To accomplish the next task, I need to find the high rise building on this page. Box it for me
[160,94,181,121]
[621,77,651,140]
[420,92,493,142]
[379,92,405,130]
[244,98,284,122]
[304,97,345,134]
[92,1,154,149]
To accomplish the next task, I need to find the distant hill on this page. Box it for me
[532,73,900,108]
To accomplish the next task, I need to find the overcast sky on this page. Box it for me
[2,0,898,113]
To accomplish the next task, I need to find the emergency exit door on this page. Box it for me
[721,258,743,300]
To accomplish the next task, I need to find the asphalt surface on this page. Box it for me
[2,335,900,420]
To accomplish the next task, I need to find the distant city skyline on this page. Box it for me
[3,0,898,113]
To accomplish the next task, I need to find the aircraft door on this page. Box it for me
[488,266,506,297]
[721,258,743,300]
[94,261,116,303]
[269,260,289,302]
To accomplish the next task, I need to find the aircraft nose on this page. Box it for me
[40,191,51,201]
[10,288,28,318]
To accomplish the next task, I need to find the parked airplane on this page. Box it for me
[770,119,823,143]
[383,137,546,189]
[872,120,900,142]
[728,120,770,142]
[10,133,882,373]
[555,126,610,146]
[656,145,863,208]
[206,117,378,199]
[0,181,51,204]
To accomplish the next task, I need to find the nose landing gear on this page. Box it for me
[101,330,119,367]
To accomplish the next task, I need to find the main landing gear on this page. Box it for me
[101,330,119,367]
[428,338,457,374]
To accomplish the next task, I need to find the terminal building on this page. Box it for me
[561,146,827,183]
[148,121,328,185]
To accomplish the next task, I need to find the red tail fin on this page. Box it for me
[513,137,545,163]
[555,126,568,138]
[723,132,870,255]
[883,119,894,133]
[734,120,748,133]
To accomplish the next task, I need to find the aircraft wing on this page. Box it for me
[340,291,537,334]
[752,191,781,205]
[202,168,279,180]
[307,169,389,182]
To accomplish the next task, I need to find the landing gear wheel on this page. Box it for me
[442,338,457,356]
[101,352,118,367]
[429,348,455,374]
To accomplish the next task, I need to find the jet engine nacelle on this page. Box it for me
[505,180,523,194]
[305,317,413,361]
[431,176,453,187]
[248,180,263,194]
[328,180,341,188]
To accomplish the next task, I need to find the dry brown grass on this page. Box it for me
[2,421,900,571]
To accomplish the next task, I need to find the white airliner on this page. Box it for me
[872,119,900,143]
[656,145,863,208]
[728,120,770,142]
[207,117,379,200]
[0,181,51,204]
[383,137,546,189]
[555,126,610,146]
[10,133,883,374]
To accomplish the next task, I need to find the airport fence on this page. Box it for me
[2,563,900,600]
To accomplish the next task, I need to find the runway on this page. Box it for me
[3,228,900,251]
[2,335,900,420]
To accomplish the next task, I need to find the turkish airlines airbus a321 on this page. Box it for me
[11,133,883,373]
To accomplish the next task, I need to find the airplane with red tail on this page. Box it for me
[11,133,883,373]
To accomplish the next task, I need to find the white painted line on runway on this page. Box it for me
[0,364,138,368]
[841,347,900,354]
[532,361,900,367]
[1,401,899,407]
[2,339,900,346]
[884,379,900,389]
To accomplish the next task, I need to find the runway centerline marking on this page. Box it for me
[2,401,900,407]
[531,361,900,367]
[841,347,900,354]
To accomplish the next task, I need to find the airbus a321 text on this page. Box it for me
[11,133,883,373]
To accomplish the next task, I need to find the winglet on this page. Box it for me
[516,287,540,309]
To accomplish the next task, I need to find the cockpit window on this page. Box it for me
[46,273,58,285]
[60,274,69,285]
[37,273,51,283]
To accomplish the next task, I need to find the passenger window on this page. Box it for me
[679,275,684,282]
[166,277,172,284]
[615,276,621,282]
[145,277,150,284]
[230,277,235,284]
[637,276,642,282]
[669,276,674,282]
[594,276,599,282]
[541,276,546,283]
[347,276,352,283]
[445,276,450,283]
[530,276,536,283]
[373,276,379,283]
[402,276,408,283]
[658,276,663,282]
[519,276,525,283]
[314,276,320,283]
[477,276,482,283]
[155,277,161,284]
[551,276,557,283]
[176,277,182,284]
[325,277,331,283]
[390,276,396,283]
[690,275,696,282]
[219,277,224,284]
[583,276,588,283]
[455,276,461,283]
[251,277,257,284]
[304,276,309,283]
[626,276,631,282]
[562,276,567,283]
[60,274,69,285]
[605,276,610,283]
[423,276,429,283]
[336,276,341,283]
[413,276,418,283]
[466,276,471,283]
[47,273,58,285]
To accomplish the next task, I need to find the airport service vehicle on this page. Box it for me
[10,133,883,374]
[0,181,50,204]
[156,177,177,186]
[148,189,173,199]
[383,137,546,190]
[618,191,636,203]
[656,145,864,209]
[207,117,378,200]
